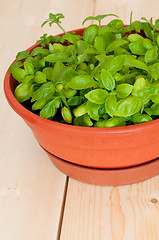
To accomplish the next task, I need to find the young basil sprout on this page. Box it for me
[82,14,119,27]
[41,13,67,34]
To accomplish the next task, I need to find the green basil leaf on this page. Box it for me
[95,55,111,65]
[105,117,125,127]
[9,62,23,74]
[86,101,100,121]
[65,45,75,56]
[77,63,88,71]
[31,82,54,102]
[11,67,28,82]
[131,113,152,124]
[16,50,30,61]
[98,25,114,34]
[114,73,122,81]
[142,38,153,50]
[32,94,53,111]
[31,47,49,56]
[129,41,147,55]
[54,68,73,84]
[149,63,159,81]
[23,75,34,83]
[14,83,33,103]
[53,97,61,108]
[31,47,43,56]
[42,67,54,81]
[154,85,159,95]
[77,53,90,64]
[61,107,72,123]
[106,39,128,54]
[131,77,146,96]
[107,19,124,32]
[94,119,107,127]
[35,71,47,83]
[144,108,152,116]
[44,53,71,63]
[151,95,159,104]
[142,22,153,39]
[116,83,133,98]
[55,83,64,92]
[131,21,142,33]
[67,75,96,89]
[127,34,144,42]
[67,96,82,106]
[76,40,89,54]
[157,34,159,46]
[142,85,155,104]
[119,72,138,84]
[98,29,115,48]
[105,95,117,117]
[124,56,149,72]
[54,61,65,75]
[82,16,101,25]
[114,96,142,117]
[65,69,78,81]
[60,33,80,44]
[82,14,119,25]
[73,103,87,117]
[104,55,125,75]
[85,89,108,104]
[151,103,159,115]
[24,56,34,65]
[57,74,68,86]
[98,105,108,118]
[149,63,159,71]
[77,70,88,75]
[144,47,158,64]
[50,43,65,53]
[24,62,34,75]
[64,89,77,98]
[153,19,159,31]
[114,46,130,55]
[83,24,99,44]
[94,36,106,53]
[73,114,93,127]
[40,100,57,119]
[101,69,115,90]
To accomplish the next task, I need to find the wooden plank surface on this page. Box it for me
[0,102,66,240]
[60,177,159,240]
[1,0,159,239]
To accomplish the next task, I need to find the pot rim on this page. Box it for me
[4,27,159,134]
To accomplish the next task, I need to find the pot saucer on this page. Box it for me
[44,149,159,186]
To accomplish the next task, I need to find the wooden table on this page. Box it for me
[1,0,159,239]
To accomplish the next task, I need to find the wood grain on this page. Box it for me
[60,177,159,240]
[0,106,67,240]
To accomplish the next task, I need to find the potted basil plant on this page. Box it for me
[4,12,159,185]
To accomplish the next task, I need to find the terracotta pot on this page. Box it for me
[4,28,159,171]
[45,149,159,186]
